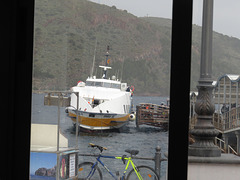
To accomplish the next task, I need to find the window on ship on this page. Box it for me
[103,82,111,88]
[86,81,95,86]
[93,99,100,107]
[95,82,102,87]
[111,83,120,89]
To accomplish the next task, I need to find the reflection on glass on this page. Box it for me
[189,0,240,179]
[31,0,172,179]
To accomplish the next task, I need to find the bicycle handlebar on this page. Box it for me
[89,143,107,152]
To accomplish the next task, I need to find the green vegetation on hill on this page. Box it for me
[33,0,240,96]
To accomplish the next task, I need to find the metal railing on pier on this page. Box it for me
[213,107,240,132]
[191,107,240,133]
[215,137,238,155]
[78,146,167,178]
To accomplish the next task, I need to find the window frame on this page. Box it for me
[4,0,34,179]
[168,0,193,179]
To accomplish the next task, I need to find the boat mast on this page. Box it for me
[90,39,98,78]
[120,57,124,81]
[103,46,110,79]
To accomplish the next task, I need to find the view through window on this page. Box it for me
[30,0,172,179]
[188,0,240,179]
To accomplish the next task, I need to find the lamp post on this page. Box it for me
[188,0,221,157]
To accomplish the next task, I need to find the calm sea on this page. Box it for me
[31,94,169,179]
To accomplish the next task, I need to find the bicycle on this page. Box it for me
[78,143,159,180]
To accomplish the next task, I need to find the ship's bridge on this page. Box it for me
[86,78,122,89]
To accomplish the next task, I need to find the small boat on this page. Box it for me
[66,47,134,130]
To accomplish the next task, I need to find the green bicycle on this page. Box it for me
[78,143,159,180]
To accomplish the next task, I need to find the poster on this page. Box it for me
[69,154,76,177]
[30,151,78,180]
[30,152,57,180]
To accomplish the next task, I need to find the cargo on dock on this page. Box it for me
[136,103,169,129]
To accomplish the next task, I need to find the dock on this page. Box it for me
[135,103,169,129]
[190,74,240,155]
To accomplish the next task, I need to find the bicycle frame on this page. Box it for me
[115,156,144,180]
[89,154,142,180]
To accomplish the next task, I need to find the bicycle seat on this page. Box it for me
[125,149,139,156]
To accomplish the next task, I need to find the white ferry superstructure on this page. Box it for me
[66,48,133,130]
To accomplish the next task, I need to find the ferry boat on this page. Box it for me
[66,47,134,130]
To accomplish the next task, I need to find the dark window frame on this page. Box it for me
[168,1,192,179]
[4,0,34,179]
[4,0,192,179]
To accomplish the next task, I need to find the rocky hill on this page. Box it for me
[32,0,240,96]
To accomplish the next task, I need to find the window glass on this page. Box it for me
[111,83,120,89]
[30,0,172,179]
[86,81,95,86]
[103,82,111,88]
[95,81,102,87]
[189,1,240,179]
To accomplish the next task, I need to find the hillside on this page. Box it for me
[144,17,240,90]
[33,0,240,96]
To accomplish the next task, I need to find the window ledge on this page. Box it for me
[188,154,240,164]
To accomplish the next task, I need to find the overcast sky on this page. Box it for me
[90,0,240,39]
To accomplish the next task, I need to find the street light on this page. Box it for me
[188,0,221,157]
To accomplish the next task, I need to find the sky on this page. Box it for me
[90,0,240,39]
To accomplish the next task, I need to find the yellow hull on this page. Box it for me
[69,112,129,130]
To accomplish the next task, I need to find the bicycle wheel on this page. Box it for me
[126,165,159,180]
[78,162,103,180]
